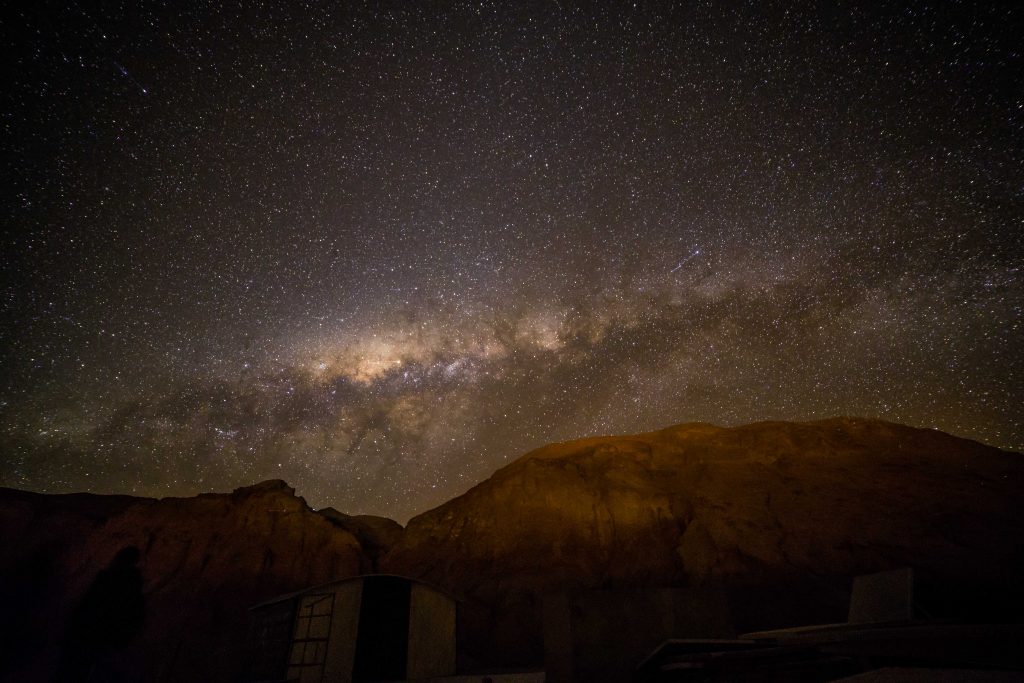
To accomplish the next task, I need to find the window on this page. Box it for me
[289,593,334,669]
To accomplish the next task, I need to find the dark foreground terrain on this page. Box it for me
[2,418,1022,681]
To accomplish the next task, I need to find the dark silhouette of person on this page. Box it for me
[55,546,145,683]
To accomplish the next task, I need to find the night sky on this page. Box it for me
[2,1,1021,522]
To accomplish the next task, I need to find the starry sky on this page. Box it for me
[2,1,1022,522]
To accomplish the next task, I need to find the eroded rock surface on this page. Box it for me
[0,480,389,682]
[2,418,1021,678]
[382,418,1024,665]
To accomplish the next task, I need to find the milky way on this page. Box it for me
[3,2,1022,521]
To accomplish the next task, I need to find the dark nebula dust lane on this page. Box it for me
[2,2,1022,522]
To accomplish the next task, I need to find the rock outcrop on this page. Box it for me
[2,418,1021,679]
[382,418,1024,665]
[0,480,391,682]
[317,507,403,566]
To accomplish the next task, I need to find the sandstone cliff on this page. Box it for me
[382,418,1024,665]
[0,480,386,682]
[2,418,1021,678]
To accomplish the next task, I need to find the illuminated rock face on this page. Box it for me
[382,418,1024,666]
[0,480,383,683]
[2,419,1022,679]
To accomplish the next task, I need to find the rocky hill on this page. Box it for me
[1,418,1021,679]
[381,418,1024,665]
[0,480,389,682]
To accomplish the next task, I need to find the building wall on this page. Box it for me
[247,599,297,680]
[256,576,456,683]
[280,580,364,683]
[407,582,458,679]
[287,591,334,683]
[324,580,364,683]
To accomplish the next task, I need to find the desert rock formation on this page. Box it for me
[382,418,1024,664]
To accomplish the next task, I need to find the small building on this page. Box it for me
[247,574,456,683]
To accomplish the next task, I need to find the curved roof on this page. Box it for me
[250,573,457,610]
